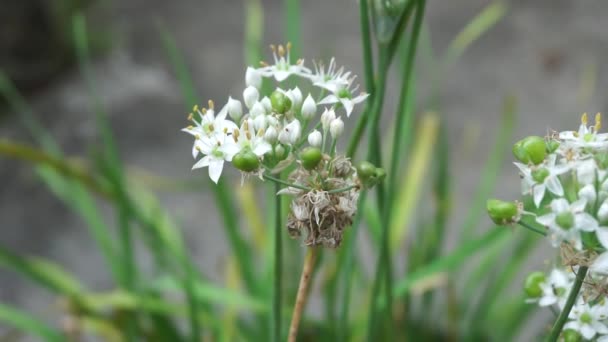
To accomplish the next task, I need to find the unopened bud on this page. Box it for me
[253,115,268,131]
[233,149,260,172]
[275,145,286,159]
[321,108,336,131]
[301,94,317,120]
[523,271,546,298]
[227,97,243,122]
[243,86,260,109]
[289,87,303,108]
[578,184,597,205]
[308,130,322,147]
[278,119,301,145]
[264,126,278,144]
[246,67,263,89]
[270,90,292,114]
[301,147,323,170]
[261,96,272,113]
[330,117,344,139]
[250,102,266,117]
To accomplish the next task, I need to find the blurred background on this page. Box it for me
[1,0,607,339]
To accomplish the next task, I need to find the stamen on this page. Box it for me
[193,104,198,112]
[208,100,214,110]
[595,112,602,132]
[208,124,214,131]
[270,44,276,53]
[201,108,207,114]
[297,58,304,65]
[260,61,269,67]
[286,42,292,51]
[278,45,285,57]
[582,112,588,126]
[187,113,193,121]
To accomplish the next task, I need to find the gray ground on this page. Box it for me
[1,0,607,339]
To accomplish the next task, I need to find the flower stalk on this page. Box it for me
[546,266,589,342]
[288,247,319,342]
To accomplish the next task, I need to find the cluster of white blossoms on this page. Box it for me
[489,113,608,340]
[183,44,382,247]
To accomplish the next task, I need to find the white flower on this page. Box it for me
[253,115,267,131]
[227,97,243,122]
[307,58,349,90]
[330,117,344,139]
[249,101,266,117]
[234,119,272,158]
[559,113,608,150]
[243,86,260,109]
[313,64,369,117]
[246,67,263,89]
[191,134,239,183]
[183,101,238,158]
[598,200,608,222]
[286,87,303,109]
[578,183,597,205]
[321,108,336,131]
[264,126,278,144]
[531,268,573,307]
[536,198,596,250]
[278,119,301,145]
[591,252,608,274]
[301,94,317,120]
[308,130,322,147]
[258,43,311,82]
[515,154,569,207]
[565,300,608,340]
[261,96,272,113]
[576,159,604,186]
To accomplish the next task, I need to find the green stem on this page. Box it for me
[263,174,311,191]
[359,0,374,95]
[546,266,588,342]
[327,185,358,194]
[517,221,547,236]
[272,181,283,342]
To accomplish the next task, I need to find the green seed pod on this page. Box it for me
[523,271,546,298]
[555,212,574,230]
[545,140,560,153]
[301,147,322,170]
[562,330,582,342]
[356,161,377,179]
[512,136,547,165]
[531,168,550,183]
[270,90,292,114]
[486,199,519,225]
[374,168,386,181]
[232,150,260,172]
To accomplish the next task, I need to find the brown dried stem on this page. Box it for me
[288,247,319,342]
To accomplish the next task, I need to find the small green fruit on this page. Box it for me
[562,329,582,342]
[356,161,377,179]
[232,150,259,172]
[270,91,292,114]
[546,140,560,153]
[523,271,546,298]
[513,136,547,165]
[486,199,519,225]
[531,168,550,183]
[301,147,322,170]
[555,212,574,230]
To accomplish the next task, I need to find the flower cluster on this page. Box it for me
[183,43,378,248]
[489,113,608,340]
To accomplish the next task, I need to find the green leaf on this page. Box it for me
[0,303,65,342]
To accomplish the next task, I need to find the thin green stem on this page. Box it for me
[263,174,311,191]
[359,0,374,95]
[272,181,283,342]
[327,185,358,194]
[546,266,588,342]
[517,220,547,237]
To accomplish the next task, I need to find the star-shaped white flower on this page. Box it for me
[191,134,239,183]
[515,154,569,207]
[559,112,608,150]
[565,300,608,340]
[316,76,368,117]
[234,119,272,157]
[536,198,596,250]
[527,268,573,307]
[183,101,238,158]
[258,43,311,82]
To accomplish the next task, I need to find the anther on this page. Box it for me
[208,100,214,109]
[582,112,589,126]
[278,45,285,57]
[595,112,602,131]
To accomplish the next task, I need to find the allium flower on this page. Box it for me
[308,130,322,147]
[536,198,596,250]
[537,269,573,307]
[191,134,239,183]
[278,119,301,145]
[246,67,263,89]
[559,113,608,150]
[259,43,311,82]
[515,154,569,207]
[307,58,347,89]
[183,101,238,158]
[233,119,272,158]
[314,65,369,117]
[564,301,608,340]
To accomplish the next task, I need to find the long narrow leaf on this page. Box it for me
[0,303,64,342]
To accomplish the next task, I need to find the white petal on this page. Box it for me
[274,70,291,82]
[591,252,608,274]
[253,141,272,156]
[564,321,580,331]
[571,199,588,212]
[318,94,340,105]
[341,99,354,117]
[576,213,598,232]
[545,176,564,196]
[208,158,224,183]
[593,322,608,334]
[533,185,546,207]
[192,155,211,170]
[551,198,570,213]
[596,228,608,248]
[580,324,596,340]
[539,296,557,306]
[536,213,555,227]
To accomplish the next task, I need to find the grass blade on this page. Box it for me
[0,303,64,342]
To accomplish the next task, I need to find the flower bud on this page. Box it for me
[301,147,323,170]
[243,86,259,109]
[357,161,376,179]
[531,168,549,183]
[253,115,267,131]
[250,102,266,117]
[246,67,263,89]
[599,201,608,223]
[261,96,272,113]
[308,130,322,147]
[356,161,385,188]
[321,108,336,131]
[301,94,317,120]
[278,119,301,145]
[578,184,597,205]
[486,199,519,225]
[270,90,292,114]
[289,87,303,109]
[562,330,582,342]
[227,97,243,122]
[275,144,286,159]
[264,126,278,144]
[523,271,545,298]
[512,136,546,165]
[330,117,344,139]
[233,149,260,172]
